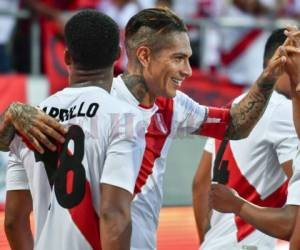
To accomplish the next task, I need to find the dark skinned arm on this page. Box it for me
[192,150,212,244]
[100,184,132,250]
[210,184,298,240]
[5,190,33,250]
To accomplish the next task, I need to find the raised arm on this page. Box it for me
[209,183,298,240]
[226,31,300,140]
[0,102,66,153]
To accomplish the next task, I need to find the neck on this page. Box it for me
[69,66,113,92]
[122,65,155,106]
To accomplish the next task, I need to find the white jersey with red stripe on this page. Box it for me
[201,91,298,250]
[219,4,272,86]
[287,143,300,206]
[111,75,231,249]
[6,86,145,250]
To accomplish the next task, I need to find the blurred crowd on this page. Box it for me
[1,0,300,92]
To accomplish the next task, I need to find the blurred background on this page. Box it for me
[0,0,298,249]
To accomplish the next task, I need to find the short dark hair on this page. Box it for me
[263,28,286,68]
[64,9,120,70]
[125,8,187,56]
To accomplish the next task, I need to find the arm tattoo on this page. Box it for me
[0,103,39,150]
[225,76,275,140]
[121,73,148,103]
[0,110,15,151]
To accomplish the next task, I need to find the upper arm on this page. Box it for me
[193,139,214,191]
[100,183,132,215]
[5,190,32,225]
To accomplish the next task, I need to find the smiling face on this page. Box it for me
[142,31,193,99]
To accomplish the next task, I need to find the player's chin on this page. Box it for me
[164,86,177,98]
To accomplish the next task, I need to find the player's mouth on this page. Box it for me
[171,78,183,88]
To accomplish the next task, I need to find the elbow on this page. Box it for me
[278,224,294,241]
[100,204,131,237]
[280,219,296,241]
[275,209,297,240]
[225,125,251,140]
[5,213,20,235]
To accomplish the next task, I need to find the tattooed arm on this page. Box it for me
[225,74,275,140]
[226,36,300,139]
[0,102,66,153]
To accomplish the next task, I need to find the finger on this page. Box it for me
[285,25,298,32]
[38,111,67,134]
[19,131,44,154]
[36,120,65,144]
[283,46,300,54]
[268,56,286,71]
[284,30,300,47]
[29,127,57,152]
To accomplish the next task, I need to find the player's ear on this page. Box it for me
[64,49,71,66]
[136,46,151,68]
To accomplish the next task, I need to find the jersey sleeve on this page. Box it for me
[174,91,230,139]
[204,138,215,154]
[7,136,29,191]
[267,101,298,164]
[174,91,209,134]
[199,107,231,140]
[100,112,145,194]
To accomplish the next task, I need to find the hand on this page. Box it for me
[5,102,67,153]
[258,27,300,91]
[282,28,300,92]
[209,184,244,214]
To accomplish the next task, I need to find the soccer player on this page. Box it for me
[0,102,66,153]
[208,28,300,243]
[5,10,145,250]
[193,29,298,250]
[109,8,300,249]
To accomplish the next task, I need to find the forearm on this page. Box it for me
[226,74,275,139]
[5,217,33,250]
[100,210,131,250]
[193,191,211,243]
[5,190,34,250]
[238,202,297,240]
[0,108,15,151]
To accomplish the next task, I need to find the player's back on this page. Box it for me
[9,86,145,250]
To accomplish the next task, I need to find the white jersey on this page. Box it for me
[7,86,145,250]
[111,75,232,250]
[201,91,298,250]
[287,143,300,206]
